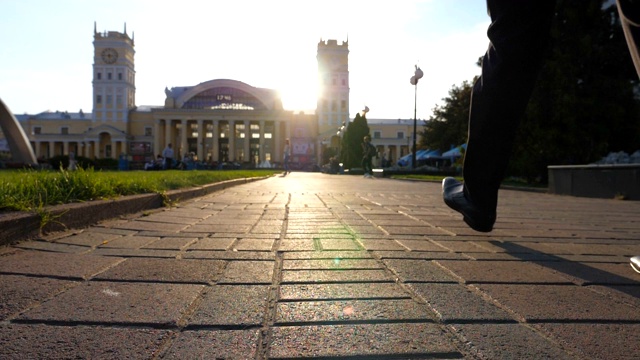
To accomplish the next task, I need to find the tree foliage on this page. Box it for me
[340,112,370,169]
[419,80,474,151]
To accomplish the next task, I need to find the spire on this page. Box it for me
[94,21,97,34]
[124,22,127,35]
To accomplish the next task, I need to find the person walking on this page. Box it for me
[162,143,174,170]
[361,135,376,178]
[442,0,640,238]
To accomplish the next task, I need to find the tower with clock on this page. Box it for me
[316,39,350,136]
[92,23,136,131]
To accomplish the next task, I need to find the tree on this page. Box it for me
[419,79,474,152]
[340,112,370,169]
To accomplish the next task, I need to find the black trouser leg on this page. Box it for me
[463,0,555,211]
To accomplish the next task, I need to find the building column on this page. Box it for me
[63,141,69,156]
[212,120,219,162]
[180,119,187,159]
[48,142,55,158]
[197,119,204,161]
[34,141,41,158]
[165,119,172,149]
[243,120,250,163]
[228,121,235,161]
[259,120,265,163]
[94,141,100,159]
[154,120,161,157]
[111,141,117,158]
[274,120,281,162]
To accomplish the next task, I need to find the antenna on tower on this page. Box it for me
[94,21,97,34]
[124,22,127,35]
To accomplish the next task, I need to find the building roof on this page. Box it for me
[17,110,92,121]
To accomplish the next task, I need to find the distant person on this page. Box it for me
[68,151,77,171]
[283,138,291,175]
[162,143,174,170]
[442,0,640,238]
[361,135,376,178]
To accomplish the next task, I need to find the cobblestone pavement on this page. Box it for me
[1,172,639,359]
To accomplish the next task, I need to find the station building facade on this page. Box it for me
[8,26,415,168]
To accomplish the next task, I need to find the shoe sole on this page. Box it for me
[632,261,640,274]
[443,195,494,233]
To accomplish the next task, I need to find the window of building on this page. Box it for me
[397,131,404,139]
[97,72,102,80]
[106,95,112,104]
[116,95,122,105]
[118,73,123,80]
[341,100,346,110]
[107,73,112,80]
[373,131,381,139]
[331,101,337,111]
[33,126,41,135]
[96,95,102,104]
[251,133,260,139]
[144,127,152,136]
[61,127,69,135]
[341,79,346,86]
[264,133,272,139]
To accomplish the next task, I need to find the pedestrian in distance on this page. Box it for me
[361,135,376,178]
[162,143,174,170]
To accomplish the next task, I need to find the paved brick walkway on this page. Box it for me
[1,172,639,359]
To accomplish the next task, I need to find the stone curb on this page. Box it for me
[0,176,269,246]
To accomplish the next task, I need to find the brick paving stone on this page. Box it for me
[13,241,90,254]
[275,299,436,323]
[282,251,374,260]
[98,235,158,249]
[448,323,575,359]
[409,283,514,322]
[141,236,197,250]
[52,231,123,247]
[183,250,274,261]
[161,329,259,359]
[186,237,235,250]
[281,269,394,283]
[109,221,188,232]
[17,281,204,326]
[432,240,497,253]
[381,225,452,236]
[347,225,386,235]
[358,239,407,251]
[282,259,383,270]
[476,284,640,321]
[0,324,170,360]
[89,248,179,258]
[318,238,360,250]
[277,239,316,251]
[232,238,275,251]
[588,285,640,308]
[538,323,640,360]
[269,323,462,358]
[136,214,201,225]
[185,223,252,233]
[435,260,574,284]
[219,260,274,284]
[279,283,410,301]
[373,251,467,260]
[0,275,74,321]
[93,258,226,283]
[0,250,121,279]
[396,239,451,252]
[382,259,459,283]
[188,285,269,326]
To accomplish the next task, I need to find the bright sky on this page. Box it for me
[0,0,490,120]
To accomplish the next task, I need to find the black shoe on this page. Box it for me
[631,256,640,274]
[442,177,496,232]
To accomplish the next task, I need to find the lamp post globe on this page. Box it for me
[410,66,423,169]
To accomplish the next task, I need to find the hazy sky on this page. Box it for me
[0,0,490,120]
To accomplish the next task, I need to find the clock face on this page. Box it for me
[101,48,118,64]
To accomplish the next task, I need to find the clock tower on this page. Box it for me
[316,39,349,136]
[92,23,135,130]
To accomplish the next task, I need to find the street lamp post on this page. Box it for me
[410,65,423,169]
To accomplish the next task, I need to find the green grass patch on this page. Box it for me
[0,168,277,212]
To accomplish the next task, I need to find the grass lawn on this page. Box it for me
[0,168,278,212]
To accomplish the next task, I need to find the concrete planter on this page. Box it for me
[548,164,640,200]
